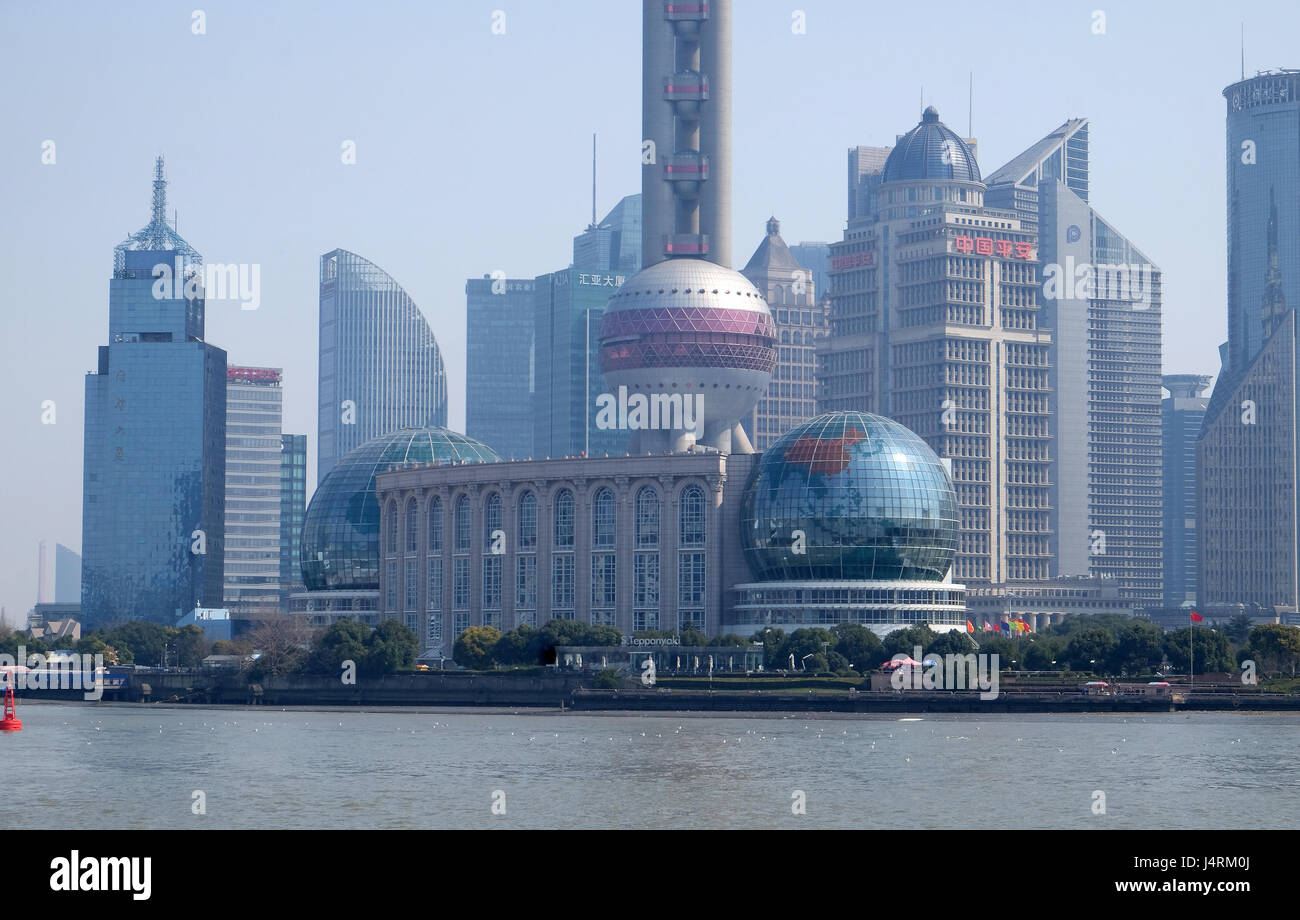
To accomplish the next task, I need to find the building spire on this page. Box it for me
[152,156,167,227]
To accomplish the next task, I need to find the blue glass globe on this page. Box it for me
[301,428,501,591]
[740,412,958,582]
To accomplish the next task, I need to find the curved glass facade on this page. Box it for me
[300,427,501,591]
[740,412,958,582]
[317,249,450,484]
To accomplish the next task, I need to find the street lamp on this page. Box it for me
[801,653,814,671]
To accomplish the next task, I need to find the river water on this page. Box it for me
[2,701,1296,829]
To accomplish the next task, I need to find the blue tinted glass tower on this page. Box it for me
[317,249,449,484]
[81,158,227,628]
[465,276,536,459]
[280,433,307,603]
[1199,71,1300,613]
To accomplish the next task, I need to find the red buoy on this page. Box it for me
[0,681,21,732]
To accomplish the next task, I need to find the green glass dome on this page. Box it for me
[740,412,958,582]
[301,428,502,591]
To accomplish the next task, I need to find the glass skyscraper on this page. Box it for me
[532,195,641,460]
[1199,71,1300,613]
[1162,375,1211,608]
[223,366,283,618]
[465,276,536,459]
[81,158,227,629]
[317,249,448,484]
[280,433,307,603]
[985,118,1164,606]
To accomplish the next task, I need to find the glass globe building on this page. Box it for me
[301,428,501,592]
[733,412,966,635]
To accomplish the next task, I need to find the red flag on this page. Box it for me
[1189,612,1203,622]
[966,620,974,634]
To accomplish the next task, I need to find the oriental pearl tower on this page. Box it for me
[599,0,776,454]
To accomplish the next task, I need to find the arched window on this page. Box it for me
[484,493,502,550]
[427,497,443,553]
[592,488,615,548]
[385,501,398,554]
[517,492,537,550]
[405,498,419,553]
[635,487,659,548]
[781,330,790,344]
[454,495,471,552]
[679,485,706,546]
[554,489,575,548]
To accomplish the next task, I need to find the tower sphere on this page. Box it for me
[598,257,777,450]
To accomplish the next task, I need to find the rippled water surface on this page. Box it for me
[3,702,1297,829]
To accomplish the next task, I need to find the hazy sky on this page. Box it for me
[1,0,1296,623]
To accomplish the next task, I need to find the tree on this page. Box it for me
[751,628,786,670]
[1164,627,1233,674]
[592,668,621,689]
[1065,627,1117,673]
[880,626,938,662]
[1225,614,1255,645]
[173,625,209,668]
[103,621,172,667]
[1021,636,1066,671]
[1108,620,1166,676]
[1246,624,1300,677]
[678,626,708,647]
[243,614,312,679]
[454,626,501,670]
[974,635,1018,667]
[366,619,419,675]
[311,620,371,675]
[779,628,835,671]
[831,623,883,672]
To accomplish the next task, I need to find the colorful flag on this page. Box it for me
[966,620,974,634]
[1189,611,1203,622]
[983,621,992,632]
[1000,621,1011,633]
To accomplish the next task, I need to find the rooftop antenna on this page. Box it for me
[592,132,597,228]
[968,71,973,137]
[1240,23,1245,80]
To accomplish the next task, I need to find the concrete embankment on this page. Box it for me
[16,672,1299,712]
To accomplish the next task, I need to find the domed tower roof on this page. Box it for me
[300,427,501,592]
[881,106,981,184]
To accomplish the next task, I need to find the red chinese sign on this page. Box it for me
[830,251,874,270]
[954,236,1033,260]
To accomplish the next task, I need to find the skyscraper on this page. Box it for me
[1162,375,1211,608]
[985,118,1164,606]
[740,217,828,450]
[280,433,307,603]
[466,275,536,459]
[82,158,227,628]
[531,195,642,460]
[533,268,631,459]
[223,366,284,619]
[317,249,448,484]
[55,544,80,604]
[818,107,1052,584]
[1200,70,1300,613]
